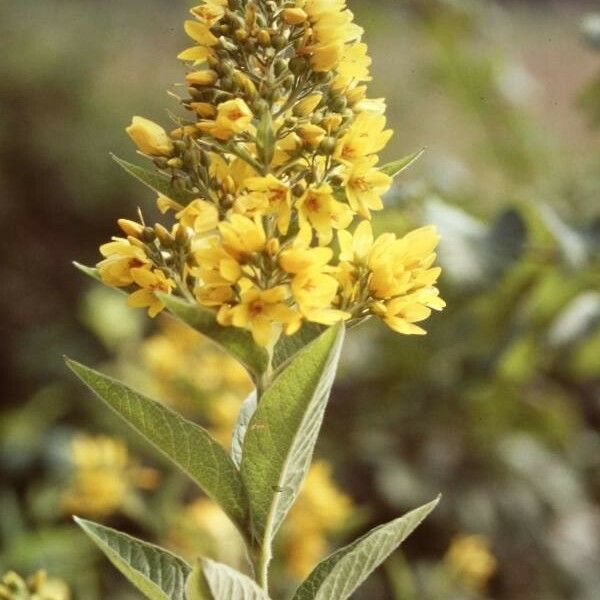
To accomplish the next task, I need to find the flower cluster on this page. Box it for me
[0,571,70,600]
[62,435,159,518]
[98,0,445,347]
[139,318,252,444]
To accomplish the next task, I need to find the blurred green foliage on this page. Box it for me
[1,1,598,599]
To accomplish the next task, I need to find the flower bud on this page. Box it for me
[318,136,337,155]
[118,219,144,238]
[289,56,308,75]
[167,157,183,169]
[282,7,308,25]
[154,223,174,247]
[257,29,271,47]
[186,70,218,86]
[293,93,323,116]
[126,116,174,156]
[298,124,326,148]
[142,227,157,243]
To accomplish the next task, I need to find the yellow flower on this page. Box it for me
[190,1,227,27]
[127,267,175,318]
[126,116,174,156]
[279,224,333,274]
[334,112,392,164]
[292,270,349,325]
[344,156,391,218]
[240,174,292,233]
[62,435,158,519]
[198,98,254,141]
[219,214,266,258]
[0,570,70,600]
[282,7,308,25]
[336,43,372,85]
[338,222,445,331]
[176,199,219,233]
[97,238,150,287]
[297,184,353,245]
[178,20,219,64]
[297,124,327,148]
[371,289,444,335]
[445,535,497,592]
[218,286,301,346]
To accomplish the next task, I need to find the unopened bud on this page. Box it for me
[167,157,183,169]
[292,182,306,197]
[282,7,308,25]
[118,219,144,238]
[186,70,218,87]
[257,29,271,47]
[142,227,157,243]
[234,28,248,42]
[154,223,174,246]
[318,136,337,155]
[294,93,323,117]
[289,57,308,75]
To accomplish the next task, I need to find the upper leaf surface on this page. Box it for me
[186,559,271,600]
[66,359,249,534]
[113,155,197,205]
[75,518,190,600]
[240,324,345,547]
[293,497,440,600]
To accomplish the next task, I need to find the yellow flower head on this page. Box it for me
[126,116,174,156]
[218,285,301,347]
[99,0,445,342]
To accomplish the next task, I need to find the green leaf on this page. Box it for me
[380,148,425,178]
[272,322,324,372]
[292,497,440,600]
[256,110,275,168]
[66,359,249,534]
[240,324,345,548]
[231,392,257,469]
[112,154,197,205]
[75,518,190,600]
[186,559,270,600]
[158,294,269,381]
[73,261,102,283]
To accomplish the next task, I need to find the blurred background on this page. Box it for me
[1,0,599,598]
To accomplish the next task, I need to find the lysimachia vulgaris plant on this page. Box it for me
[67,1,446,598]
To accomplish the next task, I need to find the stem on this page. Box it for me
[253,544,271,591]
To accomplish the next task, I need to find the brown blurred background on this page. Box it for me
[1,1,599,599]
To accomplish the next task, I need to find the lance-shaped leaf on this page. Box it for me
[240,324,345,548]
[159,294,269,381]
[292,497,440,600]
[231,392,257,469]
[74,518,190,600]
[66,359,249,534]
[186,558,270,600]
[73,261,102,283]
[256,110,275,168]
[113,155,197,205]
[380,148,425,179]
[272,322,324,372]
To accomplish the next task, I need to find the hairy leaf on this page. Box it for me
[380,148,425,178]
[113,155,196,205]
[186,559,270,600]
[241,324,345,548]
[75,518,190,600]
[231,392,257,469]
[272,323,324,372]
[293,497,440,600]
[66,359,249,534]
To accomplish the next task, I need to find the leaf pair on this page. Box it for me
[76,497,439,600]
[65,322,345,550]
